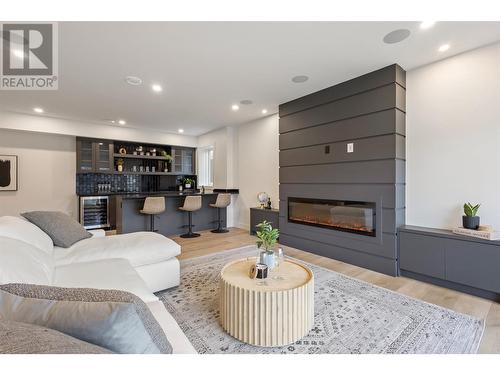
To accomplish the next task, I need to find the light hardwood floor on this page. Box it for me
[171,227,500,353]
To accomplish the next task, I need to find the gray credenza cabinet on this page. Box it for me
[399,225,500,301]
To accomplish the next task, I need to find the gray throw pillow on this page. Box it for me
[0,319,112,354]
[0,284,172,354]
[21,211,92,248]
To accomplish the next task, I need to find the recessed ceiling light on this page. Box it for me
[13,49,24,59]
[118,120,126,125]
[151,84,163,93]
[261,109,268,114]
[178,128,184,133]
[231,104,239,111]
[33,107,44,113]
[420,21,436,30]
[438,44,450,52]
[383,29,411,44]
[240,99,253,105]
[291,75,309,83]
[125,76,143,86]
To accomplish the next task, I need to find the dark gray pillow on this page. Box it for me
[0,284,172,354]
[21,211,92,248]
[0,319,112,354]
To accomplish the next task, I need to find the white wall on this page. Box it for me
[197,126,241,227]
[406,42,500,229]
[0,129,78,218]
[197,127,229,188]
[197,114,280,230]
[0,110,197,148]
[235,114,279,229]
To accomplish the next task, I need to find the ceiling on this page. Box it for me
[1,21,500,136]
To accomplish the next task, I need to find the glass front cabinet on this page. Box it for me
[76,138,113,173]
[171,147,195,174]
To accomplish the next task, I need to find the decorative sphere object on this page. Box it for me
[257,192,269,204]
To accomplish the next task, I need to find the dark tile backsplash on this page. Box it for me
[76,173,141,195]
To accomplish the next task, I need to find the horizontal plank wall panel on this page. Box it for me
[280,233,398,275]
[280,134,405,166]
[279,64,406,276]
[279,84,406,133]
[279,183,405,209]
[280,84,405,133]
[280,64,406,117]
[280,159,405,184]
[280,109,405,150]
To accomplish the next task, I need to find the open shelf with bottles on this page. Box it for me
[112,153,165,160]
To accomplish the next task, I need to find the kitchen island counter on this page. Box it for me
[114,191,236,235]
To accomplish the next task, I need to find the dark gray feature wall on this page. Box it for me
[278,64,406,276]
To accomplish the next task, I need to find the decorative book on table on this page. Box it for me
[452,225,500,240]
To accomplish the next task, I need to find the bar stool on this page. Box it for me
[179,195,202,238]
[140,197,165,232]
[210,193,231,233]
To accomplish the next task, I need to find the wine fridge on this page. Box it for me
[79,196,110,229]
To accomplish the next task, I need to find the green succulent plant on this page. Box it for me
[255,220,280,252]
[463,202,480,217]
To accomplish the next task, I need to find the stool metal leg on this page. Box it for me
[181,211,201,238]
[211,207,229,233]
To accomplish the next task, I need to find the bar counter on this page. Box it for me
[114,191,232,236]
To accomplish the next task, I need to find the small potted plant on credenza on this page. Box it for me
[463,202,481,229]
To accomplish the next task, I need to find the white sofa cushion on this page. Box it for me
[0,216,54,255]
[53,258,158,303]
[136,258,180,293]
[0,237,53,285]
[53,232,181,268]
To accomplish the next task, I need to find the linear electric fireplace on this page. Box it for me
[288,197,376,237]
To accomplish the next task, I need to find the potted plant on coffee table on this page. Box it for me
[463,202,481,229]
[256,220,280,269]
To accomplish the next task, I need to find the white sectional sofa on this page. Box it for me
[0,216,196,354]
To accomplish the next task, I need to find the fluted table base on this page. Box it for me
[220,257,314,347]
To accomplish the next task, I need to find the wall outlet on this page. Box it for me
[347,142,354,153]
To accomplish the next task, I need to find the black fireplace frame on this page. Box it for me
[287,197,377,237]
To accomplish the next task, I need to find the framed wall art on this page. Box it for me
[0,155,18,191]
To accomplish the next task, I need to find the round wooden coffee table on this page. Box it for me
[220,257,314,347]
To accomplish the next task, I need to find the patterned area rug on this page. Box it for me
[157,246,484,354]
